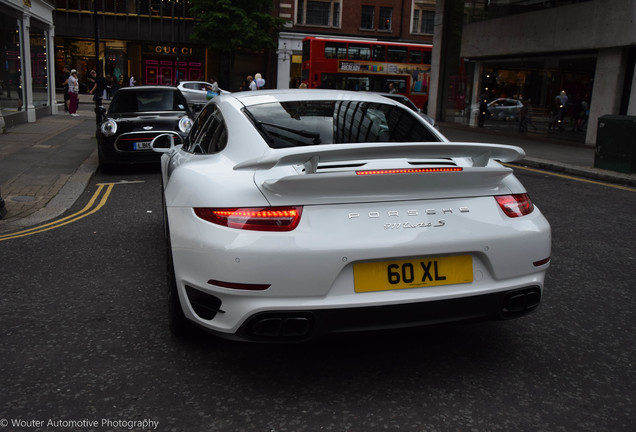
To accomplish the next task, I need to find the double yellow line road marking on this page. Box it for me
[0,182,118,242]
[506,163,636,192]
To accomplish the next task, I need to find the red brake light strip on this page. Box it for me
[356,167,463,175]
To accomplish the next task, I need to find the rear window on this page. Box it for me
[110,90,188,113]
[244,100,439,148]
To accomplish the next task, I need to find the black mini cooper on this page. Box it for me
[97,86,194,170]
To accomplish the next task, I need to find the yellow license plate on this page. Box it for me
[354,255,473,293]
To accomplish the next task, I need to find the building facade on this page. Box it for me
[274,0,436,89]
[2,0,437,126]
[53,0,205,92]
[428,0,636,145]
[0,0,56,126]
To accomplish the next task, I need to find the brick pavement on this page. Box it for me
[0,102,97,233]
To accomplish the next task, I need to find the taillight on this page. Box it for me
[495,193,534,218]
[194,207,303,231]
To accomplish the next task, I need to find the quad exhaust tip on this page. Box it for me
[501,287,541,318]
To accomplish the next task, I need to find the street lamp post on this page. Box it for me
[94,0,103,124]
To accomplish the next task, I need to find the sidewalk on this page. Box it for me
[0,95,102,233]
[0,97,634,234]
[439,121,636,187]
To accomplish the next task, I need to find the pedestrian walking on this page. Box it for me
[518,98,537,133]
[548,91,568,132]
[255,73,265,89]
[209,77,219,95]
[67,69,80,116]
[247,75,257,91]
[89,70,109,102]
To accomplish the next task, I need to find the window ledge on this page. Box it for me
[294,23,341,29]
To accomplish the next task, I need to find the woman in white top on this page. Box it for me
[67,69,80,116]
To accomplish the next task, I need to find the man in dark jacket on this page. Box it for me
[89,70,109,124]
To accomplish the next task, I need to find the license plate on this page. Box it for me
[133,141,152,150]
[354,255,473,293]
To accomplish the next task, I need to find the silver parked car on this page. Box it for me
[177,81,228,107]
[487,98,523,121]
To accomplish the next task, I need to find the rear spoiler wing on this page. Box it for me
[233,142,525,173]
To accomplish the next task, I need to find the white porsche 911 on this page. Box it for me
[151,89,551,342]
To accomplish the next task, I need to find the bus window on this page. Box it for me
[345,76,370,91]
[387,46,408,63]
[321,73,370,91]
[386,78,407,93]
[422,50,432,64]
[372,45,386,62]
[409,50,423,64]
[348,44,371,61]
[302,40,311,62]
[325,42,347,59]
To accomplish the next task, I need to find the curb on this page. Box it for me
[517,157,636,187]
[1,150,98,231]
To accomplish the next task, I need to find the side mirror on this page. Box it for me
[151,133,176,153]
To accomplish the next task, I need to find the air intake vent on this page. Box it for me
[185,285,222,320]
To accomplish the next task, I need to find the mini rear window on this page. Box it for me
[244,100,439,148]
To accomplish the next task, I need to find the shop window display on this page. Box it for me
[0,14,23,114]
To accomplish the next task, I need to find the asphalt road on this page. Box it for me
[1,166,634,432]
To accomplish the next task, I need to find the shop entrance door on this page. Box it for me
[144,58,203,85]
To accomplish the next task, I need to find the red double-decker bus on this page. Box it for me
[301,36,433,109]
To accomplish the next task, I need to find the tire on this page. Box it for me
[97,148,114,174]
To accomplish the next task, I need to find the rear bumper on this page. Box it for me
[186,285,542,342]
[168,198,551,341]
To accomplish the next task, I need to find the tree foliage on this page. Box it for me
[188,0,287,53]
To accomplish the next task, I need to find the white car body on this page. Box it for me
[153,89,551,342]
[176,81,227,106]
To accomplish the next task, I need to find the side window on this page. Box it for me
[372,44,386,61]
[387,46,408,63]
[185,105,227,154]
[207,120,227,153]
[325,42,346,59]
[184,104,216,153]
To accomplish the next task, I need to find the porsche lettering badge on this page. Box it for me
[384,220,445,230]
[348,207,469,219]
[348,207,469,230]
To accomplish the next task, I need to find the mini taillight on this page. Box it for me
[356,167,462,175]
[495,194,534,218]
[194,207,303,231]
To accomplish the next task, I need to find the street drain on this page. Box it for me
[11,196,36,202]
